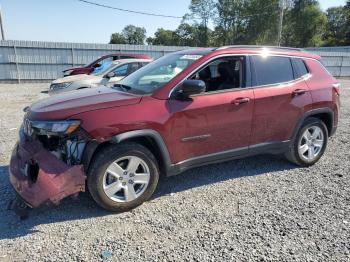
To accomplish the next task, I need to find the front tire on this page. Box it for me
[87,143,159,212]
[285,117,328,167]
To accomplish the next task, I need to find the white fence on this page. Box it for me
[0,40,190,83]
[0,40,349,83]
[305,46,350,77]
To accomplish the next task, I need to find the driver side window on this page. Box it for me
[190,56,245,93]
[113,64,129,77]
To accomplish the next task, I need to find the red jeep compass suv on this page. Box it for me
[9,46,340,215]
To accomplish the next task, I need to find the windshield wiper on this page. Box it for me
[113,83,132,91]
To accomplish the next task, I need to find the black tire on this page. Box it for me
[285,117,328,167]
[87,142,159,212]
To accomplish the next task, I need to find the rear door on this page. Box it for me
[250,55,313,146]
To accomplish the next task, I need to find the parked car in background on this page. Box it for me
[50,59,152,95]
[63,53,152,76]
[9,46,340,217]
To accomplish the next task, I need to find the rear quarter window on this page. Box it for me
[292,58,309,78]
[252,56,294,86]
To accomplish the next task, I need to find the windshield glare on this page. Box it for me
[116,54,202,94]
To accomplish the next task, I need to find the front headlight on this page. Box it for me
[50,82,72,90]
[30,120,81,136]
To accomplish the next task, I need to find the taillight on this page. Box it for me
[333,83,340,95]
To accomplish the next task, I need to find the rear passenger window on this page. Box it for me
[292,58,309,78]
[252,56,294,86]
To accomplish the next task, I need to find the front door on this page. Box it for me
[166,56,254,163]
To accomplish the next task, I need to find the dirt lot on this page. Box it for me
[0,81,349,261]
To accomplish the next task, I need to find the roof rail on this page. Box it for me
[216,45,303,52]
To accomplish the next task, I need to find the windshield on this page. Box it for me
[115,54,202,94]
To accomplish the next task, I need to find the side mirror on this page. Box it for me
[105,72,115,79]
[173,80,206,100]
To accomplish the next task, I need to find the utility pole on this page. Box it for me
[0,6,5,41]
[277,3,284,46]
[277,0,294,46]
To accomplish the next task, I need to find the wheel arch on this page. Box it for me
[292,108,335,141]
[82,129,172,176]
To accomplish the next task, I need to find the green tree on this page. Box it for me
[146,28,179,46]
[213,0,246,46]
[109,32,127,44]
[175,23,198,46]
[323,6,349,46]
[187,0,216,46]
[243,0,279,45]
[110,25,146,45]
[122,25,147,45]
[213,0,279,46]
[282,0,327,47]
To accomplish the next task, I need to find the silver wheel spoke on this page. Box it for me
[313,139,323,148]
[308,146,315,159]
[127,157,141,173]
[104,182,123,197]
[106,162,124,178]
[133,173,149,184]
[311,128,321,139]
[124,184,137,201]
[303,130,312,141]
[300,144,309,154]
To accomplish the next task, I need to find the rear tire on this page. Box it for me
[285,117,328,167]
[87,143,159,212]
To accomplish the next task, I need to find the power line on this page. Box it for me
[76,0,183,19]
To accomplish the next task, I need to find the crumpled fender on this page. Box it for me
[9,138,86,208]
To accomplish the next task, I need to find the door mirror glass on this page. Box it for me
[174,80,206,100]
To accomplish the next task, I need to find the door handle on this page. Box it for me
[292,89,307,97]
[232,97,250,105]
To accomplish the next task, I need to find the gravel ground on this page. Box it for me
[0,81,349,261]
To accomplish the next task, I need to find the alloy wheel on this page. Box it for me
[298,126,324,162]
[103,156,150,202]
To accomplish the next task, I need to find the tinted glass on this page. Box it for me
[292,58,309,78]
[252,56,294,86]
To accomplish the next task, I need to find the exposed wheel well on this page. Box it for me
[306,113,333,136]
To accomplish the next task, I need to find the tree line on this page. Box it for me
[109,0,350,48]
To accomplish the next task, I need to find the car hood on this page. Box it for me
[52,74,101,84]
[28,86,142,120]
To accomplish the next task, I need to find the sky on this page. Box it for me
[0,0,347,44]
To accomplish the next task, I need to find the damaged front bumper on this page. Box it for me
[9,134,86,208]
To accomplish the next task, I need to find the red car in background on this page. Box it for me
[63,53,152,76]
